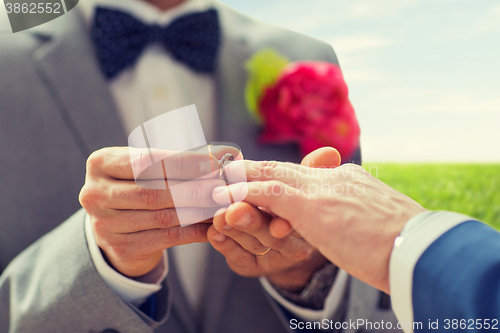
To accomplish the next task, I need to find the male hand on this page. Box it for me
[207,148,342,292]
[212,148,426,294]
[79,146,235,277]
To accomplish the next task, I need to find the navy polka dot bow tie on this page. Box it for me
[91,7,220,80]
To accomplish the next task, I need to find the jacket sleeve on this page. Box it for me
[0,209,172,333]
[413,220,500,329]
[390,211,500,333]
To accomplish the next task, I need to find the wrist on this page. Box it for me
[271,262,339,310]
[266,252,328,292]
[382,209,431,293]
[100,247,164,278]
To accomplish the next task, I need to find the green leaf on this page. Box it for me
[244,49,290,123]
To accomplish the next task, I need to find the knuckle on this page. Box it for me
[143,233,158,251]
[91,216,109,236]
[130,149,154,177]
[161,223,208,247]
[154,209,175,228]
[189,183,203,206]
[166,155,181,177]
[78,186,91,208]
[163,226,181,241]
[226,261,253,277]
[180,155,191,176]
[170,153,194,178]
[232,251,251,266]
[79,183,105,209]
[108,242,128,260]
[138,187,162,208]
[250,239,265,253]
[343,163,363,174]
[256,160,280,178]
[270,237,288,249]
[267,180,285,195]
[86,149,106,173]
[269,180,284,188]
[314,196,331,208]
[188,224,208,240]
[294,246,314,262]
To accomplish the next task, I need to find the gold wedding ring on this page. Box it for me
[255,247,271,256]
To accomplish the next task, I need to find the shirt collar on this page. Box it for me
[78,0,214,27]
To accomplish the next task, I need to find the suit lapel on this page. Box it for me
[31,12,208,333]
[166,250,200,333]
[213,17,258,151]
[200,7,305,332]
[31,12,127,157]
[213,6,302,163]
[29,9,239,333]
[194,16,252,332]
[29,6,304,333]
[200,247,236,333]
[148,8,256,332]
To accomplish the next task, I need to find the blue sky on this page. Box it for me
[221,0,500,162]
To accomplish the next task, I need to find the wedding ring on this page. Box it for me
[219,153,234,183]
[219,153,235,204]
[255,247,271,256]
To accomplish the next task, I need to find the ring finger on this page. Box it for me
[213,216,271,256]
[217,202,299,253]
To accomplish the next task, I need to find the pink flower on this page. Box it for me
[258,61,360,161]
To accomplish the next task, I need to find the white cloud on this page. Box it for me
[345,0,419,19]
[327,35,393,84]
[349,3,372,17]
[329,35,392,54]
[222,0,500,162]
[433,2,500,41]
[426,95,500,115]
[233,0,420,36]
[377,90,500,115]
[361,134,500,162]
[343,66,390,85]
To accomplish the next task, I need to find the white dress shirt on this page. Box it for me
[79,0,347,321]
[390,211,474,333]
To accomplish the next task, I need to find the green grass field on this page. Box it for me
[362,163,500,230]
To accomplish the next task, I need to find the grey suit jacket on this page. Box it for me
[0,2,395,333]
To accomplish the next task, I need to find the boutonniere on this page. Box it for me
[244,49,360,162]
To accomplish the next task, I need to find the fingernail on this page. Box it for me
[213,186,226,196]
[234,213,252,228]
[212,233,227,243]
[222,224,233,231]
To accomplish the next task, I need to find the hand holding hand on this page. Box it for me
[212,148,426,293]
[208,202,327,291]
[207,148,342,291]
[79,146,234,277]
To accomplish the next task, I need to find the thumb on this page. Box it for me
[301,147,341,168]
